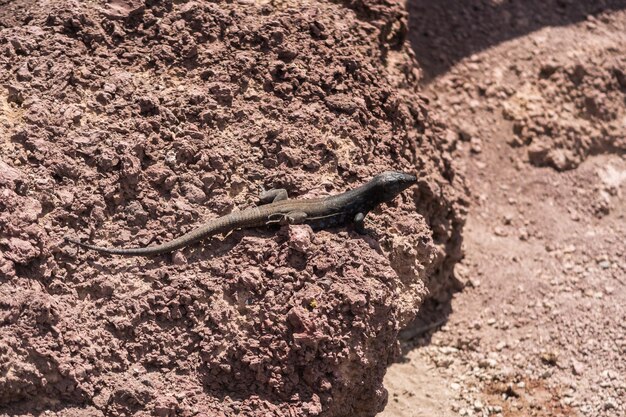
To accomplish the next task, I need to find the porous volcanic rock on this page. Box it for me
[0,0,467,415]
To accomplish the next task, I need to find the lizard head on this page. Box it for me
[372,171,417,202]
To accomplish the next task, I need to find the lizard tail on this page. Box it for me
[64,237,180,256]
[64,215,237,256]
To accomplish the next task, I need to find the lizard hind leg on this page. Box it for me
[285,211,307,224]
[258,188,289,205]
[266,211,308,226]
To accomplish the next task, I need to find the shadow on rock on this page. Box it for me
[407,0,626,81]
[397,291,454,355]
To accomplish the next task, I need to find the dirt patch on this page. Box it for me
[0,0,467,416]
[483,379,574,417]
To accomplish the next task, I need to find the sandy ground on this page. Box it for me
[382,2,625,417]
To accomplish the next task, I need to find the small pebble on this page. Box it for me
[604,399,617,410]
[473,400,483,411]
[494,226,507,237]
[571,360,585,376]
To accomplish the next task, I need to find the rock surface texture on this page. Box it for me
[0,0,467,415]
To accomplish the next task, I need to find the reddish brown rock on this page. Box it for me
[0,0,467,416]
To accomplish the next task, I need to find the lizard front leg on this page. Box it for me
[258,188,289,205]
[353,212,366,234]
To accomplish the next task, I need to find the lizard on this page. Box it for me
[65,170,417,257]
